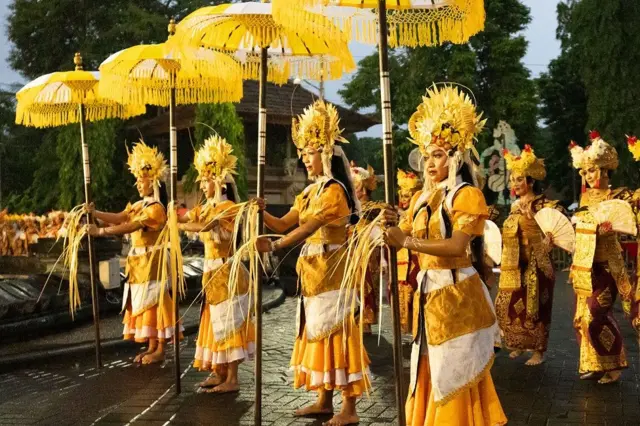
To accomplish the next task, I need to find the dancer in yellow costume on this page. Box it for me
[350,162,381,334]
[179,135,254,393]
[396,169,422,334]
[495,145,565,366]
[87,140,181,364]
[384,85,507,426]
[256,100,369,426]
[568,131,634,384]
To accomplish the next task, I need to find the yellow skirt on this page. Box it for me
[406,355,507,426]
[194,304,255,373]
[122,294,182,343]
[291,318,370,398]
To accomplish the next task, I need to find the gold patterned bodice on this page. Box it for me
[189,200,236,260]
[126,200,166,248]
[295,180,349,246]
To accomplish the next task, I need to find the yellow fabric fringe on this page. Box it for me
[272,0,486,48]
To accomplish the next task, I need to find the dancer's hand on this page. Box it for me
[253,197,266,211]
[381,206,399,227]
[255,236,273,253]
[85,202,95,214]
[86,224,101,236]
[385,226,407,249]
[598,221,613,235]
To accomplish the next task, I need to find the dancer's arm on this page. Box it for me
[86,203,127,225]
[87,222,142,237]
[255,198,298,233]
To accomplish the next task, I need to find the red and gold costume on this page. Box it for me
[569,133,632,374]
[289,100,370,397]
[495,146,564,354]
[122,141,181,343]
[189,135,254,373]
[403,85,506,425]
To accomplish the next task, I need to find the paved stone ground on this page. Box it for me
[0,272,639,425]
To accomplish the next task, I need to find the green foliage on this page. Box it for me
[183,103,247,199]
[565,0,640,184]
[340,0,539,159]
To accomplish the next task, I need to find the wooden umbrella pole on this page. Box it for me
[78,103,102,370]
[169,85,182,395]
[254,46,268,426]
[377,2,406,424]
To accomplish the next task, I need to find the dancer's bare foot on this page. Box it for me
[205,382,240,394]
[294,402,334,417]
[525,351,545,366]
[197,374,225,388]
[133,348,153,363]
[598,370,622,384]
[509,350,523,359]
[323,412,359,426]
[141,348,165,365]
[580,372,601,380]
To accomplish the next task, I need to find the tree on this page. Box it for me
[183,103,247,199]
[537,1,587,199]
[340,0,538,159]
[566,0,640,184]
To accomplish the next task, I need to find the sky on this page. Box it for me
[0,0,561,104]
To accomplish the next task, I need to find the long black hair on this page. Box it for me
[330,153,359,225]
[458,162,489,282]
[158,181,168,208]
[525,176,544,196]
[223,182,237,203]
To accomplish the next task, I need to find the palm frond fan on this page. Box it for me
[589,199,637,236]
[534,207,575,253]
[483,220,502,265]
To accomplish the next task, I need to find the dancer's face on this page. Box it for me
[136,177,153,198]
[354,182,368,202]
[424,146,449,184]
[583,166,602,189]
[398,191,412,210]
[200,178,217,199]
[301,147,323,178]
[509,173,530,197]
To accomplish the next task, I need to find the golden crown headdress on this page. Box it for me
[397,169,421,196]
[127,139,168,183]
[569,131,619,171]
[292,100,348,155]
[626,135,640,161]
[503,144,546,181]
[408,85,486,155]
[194,134,238,182]
[350,162,377,192]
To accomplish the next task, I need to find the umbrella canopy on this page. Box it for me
[273,0,485,47]
[98,20,244,106]
[173,2,355,83]
[16,54,145,128]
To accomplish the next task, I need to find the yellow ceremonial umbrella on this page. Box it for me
[272,1,486,423]
[15,53,147,371]
[172,3,354,421]
[98,19,244,396]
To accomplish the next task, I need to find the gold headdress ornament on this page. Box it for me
[397,169,421,197]
[194,134,238,202]
[127,139,168,183]
[292,99,349,179]
[569,130,618,192]
[626,134,640,161]
[408,84,486,189]
[350,162,377,192]
[503,144,546,181]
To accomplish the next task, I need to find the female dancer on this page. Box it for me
[179,135,253,393]
[256,100,369,426]
[569,132,634,384]
[350,162,380,334]
[384,85,507,425]
[87,140,180,364]
[495,145,564,366]
[396,169,421,334]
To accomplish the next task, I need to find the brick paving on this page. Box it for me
[0,273,639,425]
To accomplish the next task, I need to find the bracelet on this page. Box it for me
[269,239,277,252]
[99,227,106,237]
[271,238,283,252]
